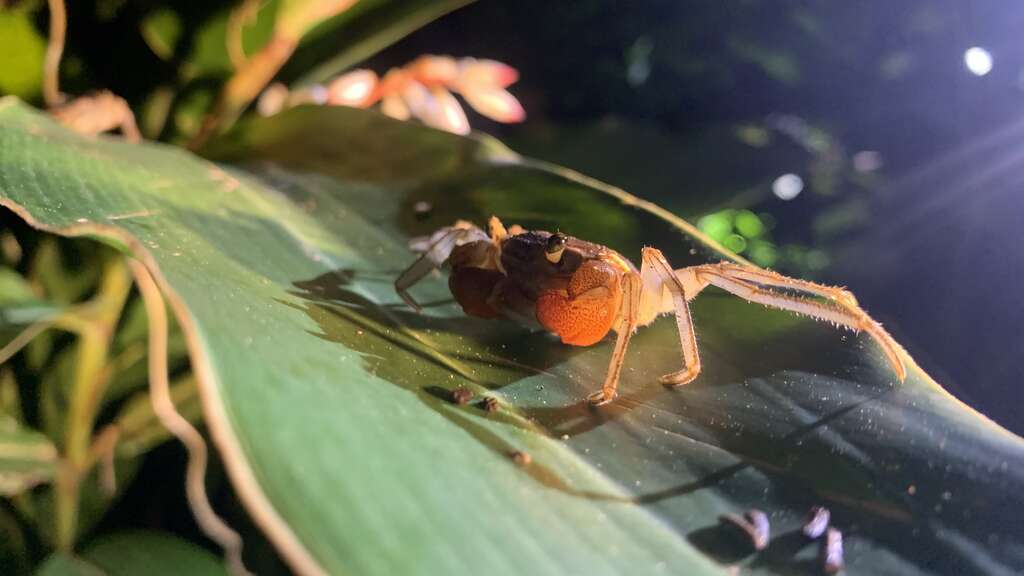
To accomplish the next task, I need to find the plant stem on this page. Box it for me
[188,35,298,150]
[187,0,356,150]
[43,0,67,107]
[53,257,132,552]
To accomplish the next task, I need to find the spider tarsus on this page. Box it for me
[659,368,699,386]
[587,390,616,406]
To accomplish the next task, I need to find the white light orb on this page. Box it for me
[964,47,993,76]
[772,173,804,200]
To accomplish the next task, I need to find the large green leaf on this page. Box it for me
[36,531,226,576]
[1,98,1022,575]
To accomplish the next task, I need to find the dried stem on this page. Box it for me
[129,260,250,575]
[43,0,67,107]
[226,0,262,69]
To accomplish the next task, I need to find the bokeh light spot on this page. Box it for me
[964,47,993,76]
[807,249,831,271]
[853,150,883,172]
[734,210,764,238]
[723,234,747,254]
[697,211,733,241]
[772,173,804,200]
[748,240,778,267]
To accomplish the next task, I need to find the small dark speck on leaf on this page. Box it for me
[480,396,499,412]
[414,201,433,220]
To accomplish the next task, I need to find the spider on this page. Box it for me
[395,216,906,405]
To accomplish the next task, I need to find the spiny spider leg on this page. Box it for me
[692,265,907,381]
[588,271,642,405]
[588,247,701,405]
[644,248,702,386]
[395,225,487,311]
[713,263,860,307]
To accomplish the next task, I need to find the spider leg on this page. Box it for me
[713,262,860,308]
[589,247,705,405]
[117,105,141,142]
[587,271,642,406]
[641,247,704,386]
[395,224,487,311]
[488,215,508,243]
[693,264,907,381]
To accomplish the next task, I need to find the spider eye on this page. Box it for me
[545,233,567,263]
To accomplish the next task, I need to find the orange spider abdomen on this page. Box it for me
[536,260,621,346]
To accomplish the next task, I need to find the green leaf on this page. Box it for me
[0,414,58,496]
[0,265,60,351]
[138,8,184,63]
[36,531,226,576]
[1,98,1023,575]
[0,265,55,322]
[114,376,201,459]
[35,553,106,576]
[286,0,477,87]
[0,266,37,305]
[0,6,47,100]
[161,3,278,79]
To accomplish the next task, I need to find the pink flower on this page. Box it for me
[457,58,519,89]
[276,54,526,134]
[402,81,469,135]
[408,55,459,87]
[453,57,525,123]
[459,85,525,123]
[326,69,380,107]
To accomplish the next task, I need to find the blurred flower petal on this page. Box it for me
[409,55,459,87]
[373,56,524,133]
[326,69,380,107]
[257,83,289,116]
[457,58,519,89]
[381,93,411,120]
[423,87,470,134]
[380,68,408,92]
[461,86,525,123]
[401,80,433,118]
[403,82,469,134]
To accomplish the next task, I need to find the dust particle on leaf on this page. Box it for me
[822,527,844,574]
[451,387,474,405]
[803,506,831,539]
[480,396,499,412]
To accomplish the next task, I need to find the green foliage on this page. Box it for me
[0,100,1021,575]
[0,6,46,99]
[0,414,57,496]
[36,531,226,576]
[0,207,193,568]
[0,2,1021,574]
